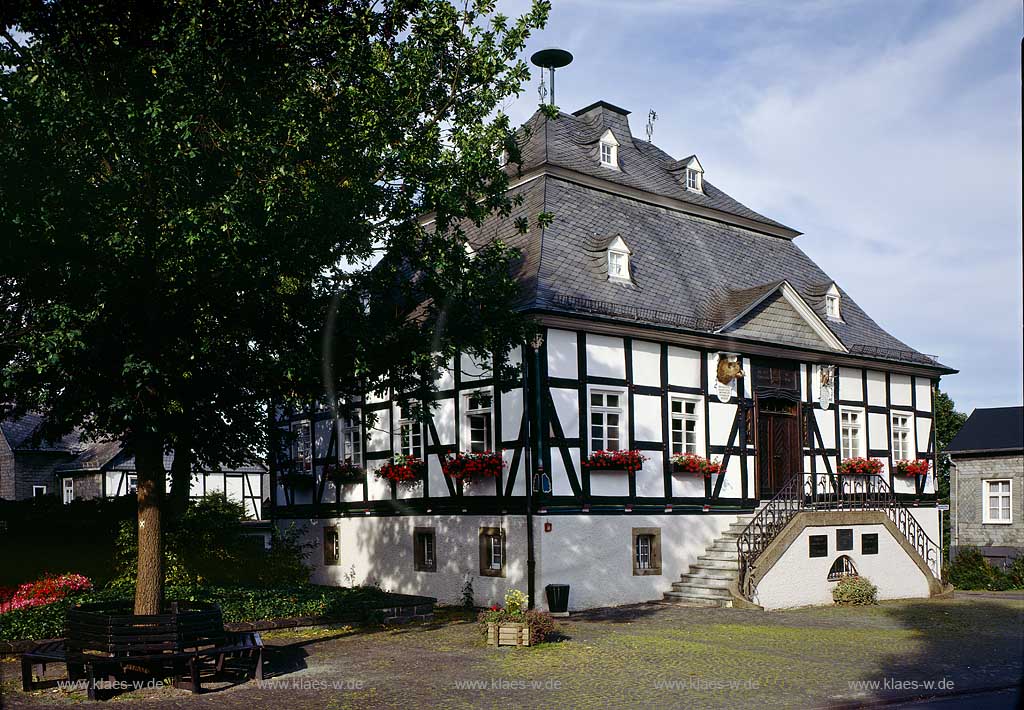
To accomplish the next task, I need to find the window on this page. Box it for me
[463,391,493,453]
[414,527,436,572]
[685,168,701,191]
[607,250,628,279]
[891,413,913,461]
[632,528,662,575]
[590,390,624,452]
[397,403,423,458]
[126,475,138,495]
[861,533,879,555]
[670,397,701,456]
[62,478,74,505]
[32,485,47,497]
[837,529,853,551]
[323,527,340,566]
[339,412,363,467]
[984,480,1012,524]
[598,129,618,169]
[825,284,842,320]
[840,408,864,459]
[479,527,505,577]
[809,534,828,558]
[827,555,858,581]
[291,420,312,470]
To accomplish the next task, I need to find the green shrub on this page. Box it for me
[832,575,878,605]
[947,547,1019,590]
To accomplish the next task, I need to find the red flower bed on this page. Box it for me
[894,459,929,476]
[443,451,504,485]
[582,450,647,473]
[376,456,426,487]
[0,573,92,614]
[838,457,884,475]
[671,453,722,476]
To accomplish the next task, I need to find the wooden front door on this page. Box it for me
[756,398,802,498]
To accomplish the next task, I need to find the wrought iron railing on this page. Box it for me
[736,473,941,598]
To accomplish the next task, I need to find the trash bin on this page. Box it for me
[545,584,570,617]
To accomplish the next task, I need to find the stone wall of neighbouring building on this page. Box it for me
[951,454,1024,564]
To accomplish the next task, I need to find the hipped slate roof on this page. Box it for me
[0,412,82,453]
[947,407,1024,455]
[469,102,950,371]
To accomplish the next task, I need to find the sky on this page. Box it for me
[501,0,1022,415]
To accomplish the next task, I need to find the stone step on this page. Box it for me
[669,582,732,598]
[680,567,737,582]
[661,592,732,608]
[708,540,740,553]
[695,556,740,570]
[699,549,740,561]
[676,574,733,589]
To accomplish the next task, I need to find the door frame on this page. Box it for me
[751,358,803,500]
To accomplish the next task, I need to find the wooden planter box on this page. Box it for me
[486,622,531,647]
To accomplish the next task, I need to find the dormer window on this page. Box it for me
[686,168,701,191]
[825,284,842,320]
[604,235,632,282]
[678,155,704,192]
[598,129,619,170]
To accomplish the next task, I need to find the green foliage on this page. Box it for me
[503,588,527,615]
[461,577,475,609]
[946,547,1022,591]
[112,495,312,589]
[831,575,878,605]
[0,583,389,642]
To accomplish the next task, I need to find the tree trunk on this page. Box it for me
[134,434,165,615]
[168,433,193,517]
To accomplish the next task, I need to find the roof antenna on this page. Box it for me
[530,48,573,108]
[646,109,658,142]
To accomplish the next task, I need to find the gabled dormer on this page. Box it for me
[679,155,704,192]
[605,235,632,282]
[598,129,619,170]
[824,283,843,321]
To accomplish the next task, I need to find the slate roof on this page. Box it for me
[107,451,267,475]
[946,407,1024,455]
[472,102,951,371]
[0,412,82,453]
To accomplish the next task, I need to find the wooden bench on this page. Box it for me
[21,601,263,700]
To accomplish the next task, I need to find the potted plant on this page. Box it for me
[325,459,364,485]
[479,589,556,647]
[837,457,884,475]
[581,450,646,473]
[443,451,504,486]
[894,459,929,476]
[670,453,722,477]
[375,455,426,488]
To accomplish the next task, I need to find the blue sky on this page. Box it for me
[503,0,1022,415]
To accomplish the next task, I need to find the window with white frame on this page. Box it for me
[685,168,701,191]
[126,474,138,495]
[32,485,47,497]
[632,527,661,575]
[590,390,624,452]
[635,534,652,569]
[840,408,864,459]
[62,477,74,505]
[397,403,423,458]
[825,284,842,320]
[463,390,493,453]
[338,412,363,466]
[984,480,1012,524]
[891,413,913,461]
[670,397,701,456]
[479,527,505,577]
[598,129,619,169]
[607,249,629,280]
[291,420,312,470]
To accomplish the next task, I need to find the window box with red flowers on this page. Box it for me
[325,460,364,486]
[581,450,647,473]
[837,457,884,475]
[375,455,426,488]
[671,454,723,478]
[278,471,316,489]
[894,459,929,476]
[443,451,504,486]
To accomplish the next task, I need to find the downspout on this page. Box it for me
[950,455,959,563]
[526,334,545,609]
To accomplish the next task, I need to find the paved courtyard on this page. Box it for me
[2,593,1022,709]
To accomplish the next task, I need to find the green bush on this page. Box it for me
[947,547,1020,591]
[832,575,878,605]
[0,583,390,642]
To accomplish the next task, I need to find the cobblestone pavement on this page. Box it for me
[2,595,1021,709]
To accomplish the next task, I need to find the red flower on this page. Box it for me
[490,604,500,611]
[443,452,504,484]
[0,573,92,614]
[895,459,929,476]
[671,454,722,475]
[838,457,884,475]
[582,450,647,473]
[376,457,426,487]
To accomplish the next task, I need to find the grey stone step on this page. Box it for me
[678,572,734,587]
[669,583,732,598]
[661,592,732,608]
[681,567,737,581]
[695,557,740,570]
[700,549,740,561]
[708,540,741,553]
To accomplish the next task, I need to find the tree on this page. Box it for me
[1,0,549,614]
[934,386,967,558]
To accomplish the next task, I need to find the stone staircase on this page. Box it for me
[662,511,760,608]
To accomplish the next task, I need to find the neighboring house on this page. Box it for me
[1,412,269,520]
[273,100,954,610]
[947,406,1024,566]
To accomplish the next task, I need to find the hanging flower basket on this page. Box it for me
[443,451,504,486]
[894,459,929,476]
[837,457,884,475]
[376,456,426,487]
[278,471,315,489]
[671,453,722,477]
[325,460,364,485]
[582,450,647,473]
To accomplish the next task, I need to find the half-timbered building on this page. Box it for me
[273,100,954,610]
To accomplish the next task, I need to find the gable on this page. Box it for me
[721,290,841,351]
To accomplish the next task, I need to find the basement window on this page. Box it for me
[323,527,340,566]
[479,527,506,577]
[632,527,662,576]
[827,555,858,581]
[414,527,436,572]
